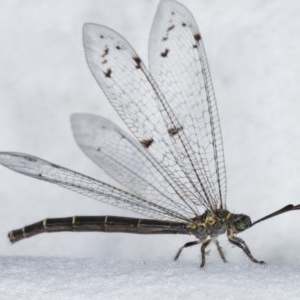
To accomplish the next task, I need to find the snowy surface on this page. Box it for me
[1,0,300,298]
[1,257,300,300]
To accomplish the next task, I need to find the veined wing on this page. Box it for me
[71,113,195,219]
[83,22,213,211]
[0,152,189,222]
[149,0,227,209]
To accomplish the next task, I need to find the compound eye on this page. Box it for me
[234,220,243,231]
[234,216,251,232]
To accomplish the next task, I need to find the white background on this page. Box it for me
[0,1,300,297]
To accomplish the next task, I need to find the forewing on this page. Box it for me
[83,23,212,212]
[0,152,188,221]
[71,113,195,219]
[149,0,227,209]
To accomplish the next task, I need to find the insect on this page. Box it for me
[0,0,299,268]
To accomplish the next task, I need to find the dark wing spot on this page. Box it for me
[102,47,109,57]
[50,163,60,169]
[100,35,104,39]
[133,56,141,69]
[116,45,121,50]
[171,11,175,16]
[182,22,186,27]
[168,126,183,136]
[25,156,37,162]
[193,44,197,49]
[97,147,101,152]
[104,68,112,78]
[167,25,175,32]
[38,173,42,177]
[140,138,154,148]
[102,59,107,64]
[194,33,201,42]
[160,48,169,57]
[162,24,175,42]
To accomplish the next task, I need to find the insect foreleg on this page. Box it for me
[227,230,266,265]
[174,240,200,261]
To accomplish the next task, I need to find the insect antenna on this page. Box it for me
[252,204,300,226]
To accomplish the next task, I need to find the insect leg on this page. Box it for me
[200,239,212,268]
[214,239,227,263]
[227,230,266,265]
[174,240,200,261]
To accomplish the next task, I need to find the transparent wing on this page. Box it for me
[83,22,214,211]
[0,152,189,222]
[71,113,195,219]
[149,0,227,209]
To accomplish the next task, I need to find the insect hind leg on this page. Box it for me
[214,239,227,263]
[200,239,212,268]
[174,240,200,261]
[174,239,222,268]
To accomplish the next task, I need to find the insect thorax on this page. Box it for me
[187,209,252,240]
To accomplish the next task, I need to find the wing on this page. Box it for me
[0,152,189,222]
[71,113,195,219]
[83,20,215,211]
[149,0,227,209]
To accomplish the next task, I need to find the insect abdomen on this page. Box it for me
[8,216,189,243]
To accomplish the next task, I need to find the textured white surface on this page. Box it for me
[0,0,300,278]
[1,257,300,300]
